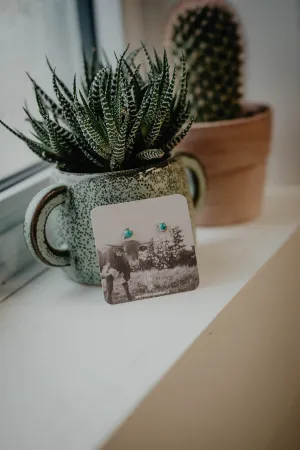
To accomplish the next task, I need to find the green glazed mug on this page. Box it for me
[24,153,206,285]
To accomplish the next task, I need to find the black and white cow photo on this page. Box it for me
[97,225,199,305]
[91,195,200,305]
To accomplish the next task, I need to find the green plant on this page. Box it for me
[168,3,244,122]
[0,46,193,173]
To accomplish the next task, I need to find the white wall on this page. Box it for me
[230,0,300,184]
[123,0,300,185]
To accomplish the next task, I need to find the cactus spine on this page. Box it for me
[168,2,244,122]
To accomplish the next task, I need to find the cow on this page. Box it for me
[99,239,148,304]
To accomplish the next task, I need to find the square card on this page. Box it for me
[91,194,199,305]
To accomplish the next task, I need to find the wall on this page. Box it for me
[230,0,300,185]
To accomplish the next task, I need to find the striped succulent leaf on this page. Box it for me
[81,47,109,97]
[23,108,49,144]
[121,75,136,119]
[163,117,195,152]
[75,107,111,161]
[22,138,60,163]
[99,84,117,146]
[177,55,187,111]
[141,42,155,78]
[79,92,108,142]
[160,66,176,122]
[127,86,152,151]
[45,116,65,156]
[111,46,129,100]
[73,131,103,168]
[112,47,130,130]
[153,49,163,72]
[136,148,164,160]
[46,58,73,103]
[27,73,63,120]
[128,62,143,89]
[159,50,170,99]
[126,47,142,66]
[111,113,129,169]
[46,117,77,148]
[34,88,48,120]
[104,66,113,107]
[143,75,160,126]
[52,73,76,124]
[0,119,62,163]
[88,67,106,115]
[73,75,77,101]
[144,114,163,146]
[127,62,144,108]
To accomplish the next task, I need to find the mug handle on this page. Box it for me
[178,152,206,210]
[24,184,71,267]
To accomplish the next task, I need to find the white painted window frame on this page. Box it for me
[0,0,125,302]
[0,167,51,301]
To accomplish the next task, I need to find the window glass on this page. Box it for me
[0,0,81,180]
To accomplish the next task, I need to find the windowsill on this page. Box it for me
[0,167,51,298]
[0,185,300,450]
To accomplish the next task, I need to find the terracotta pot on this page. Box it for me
[177,103,273,226]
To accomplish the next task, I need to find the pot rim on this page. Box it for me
[190,102,272,130]
[52,154,179,179]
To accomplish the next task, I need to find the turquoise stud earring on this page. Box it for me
[157,222,168,232]
[123,228,133,239]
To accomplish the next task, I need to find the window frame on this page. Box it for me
[0,167,51,301]
[0,0,102,300]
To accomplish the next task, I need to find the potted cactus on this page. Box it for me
[165,0,273,225]
[1,46,205,284]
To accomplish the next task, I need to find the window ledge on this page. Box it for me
[0,168,51,296]
[0,185,300,450]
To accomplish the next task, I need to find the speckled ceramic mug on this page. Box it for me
[24,154,206,285]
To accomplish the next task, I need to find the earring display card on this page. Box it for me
[91,194,199,305]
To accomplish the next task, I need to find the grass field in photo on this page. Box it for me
[102,265,199,304]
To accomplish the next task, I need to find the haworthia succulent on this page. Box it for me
[1,46,193,172]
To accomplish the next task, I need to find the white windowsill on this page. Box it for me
[0,168,51,299]
[0,185,300,450]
